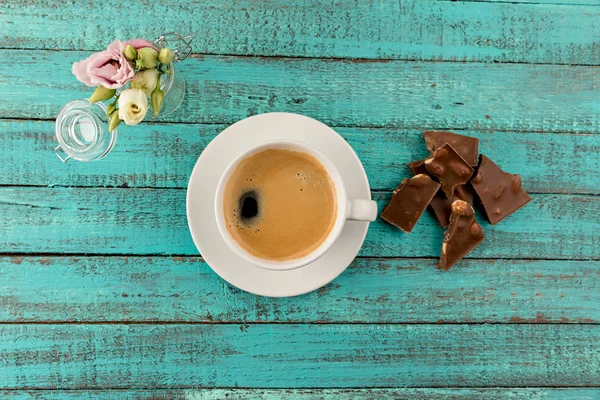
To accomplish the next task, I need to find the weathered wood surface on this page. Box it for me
[3,120,599,193]
[479,0,598,4]
[0,324,598,389]
[2,0,598,64]
[2,257,598,324]
[0,188,596,259]
[3,52,599,133]
[3,388,600,400]
[3,0,599,392]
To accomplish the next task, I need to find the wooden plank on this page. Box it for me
[0,188,596,259]
[3,52,599,133]
[2,0,598,64]
[2,257,598,323]
[3,120,599,194]
[466,0,598,5]
[0,324,598,388]
[3,388,600,399]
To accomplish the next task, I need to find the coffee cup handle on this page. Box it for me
[346,199,378,222]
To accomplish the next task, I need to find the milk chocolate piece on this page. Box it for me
[471,155,531,225]
[424,131,479,166]
[424,144,474,198]
[439,200,485,271]
[407,159,428,176]
[381,174,441,233]
[429,185,474,228]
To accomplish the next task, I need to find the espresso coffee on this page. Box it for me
[223,148,337,261]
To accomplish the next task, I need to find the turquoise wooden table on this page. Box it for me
[1,1,599,398]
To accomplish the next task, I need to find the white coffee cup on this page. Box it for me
[214,140,377,271]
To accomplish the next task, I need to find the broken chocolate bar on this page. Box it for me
[424,144,474,198]
[381,174,441,233]
[429,185,474,228]
[439,200,485,271]
[424,130,480,166]
[470,155,531,225]
[407,158,428,176]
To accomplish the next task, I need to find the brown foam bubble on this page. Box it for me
[223,148,337,261]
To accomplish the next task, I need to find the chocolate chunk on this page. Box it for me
[424,144,474,198]
[428,185,474,228]
[438,200,485,271]
[471,155,531,225]
[424,131,479,166]
[407,158,428,176]
[381,174,441,233]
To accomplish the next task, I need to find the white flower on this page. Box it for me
[118,88,148,125]
[130,69,160,96]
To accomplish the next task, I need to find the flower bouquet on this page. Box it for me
[72,38,176,131]
[55,34,191,163]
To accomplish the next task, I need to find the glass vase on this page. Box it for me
[54,99,117,163]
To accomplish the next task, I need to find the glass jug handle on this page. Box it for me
[54,145,71,163]
[154,33,193,62]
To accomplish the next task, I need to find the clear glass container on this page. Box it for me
[54,99,117,162]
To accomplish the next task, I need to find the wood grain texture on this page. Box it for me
[4,52,599,133]
[463,0,599,5]
[2,257,599,323]
[3,120,600,194]
[3,388,600,399]
[3,0,599,393]
[0,324,599,389]
[2,0,598,64]
[0,188,596,259]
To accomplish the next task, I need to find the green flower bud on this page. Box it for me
[109,111,121,132]
[136,47,158,69]
[123,44,137,61]
[158,48,174,64]
[89,86,116,103]
[151,88,164,117]
[106,101,117,117]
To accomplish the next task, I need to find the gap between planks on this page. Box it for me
[2,116,599,135]
[2,386,600,390]
[1,49,598,67]
[1,387,600,391]
[0,184,596,197]
[0,321,597,326]
[1,254,599,261]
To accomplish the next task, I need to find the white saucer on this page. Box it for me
[186,113,373,297]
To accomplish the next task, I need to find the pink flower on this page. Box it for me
[72,39,159,89]
[72,40,135,89]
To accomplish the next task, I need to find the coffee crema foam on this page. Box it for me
[223,148,337,261]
